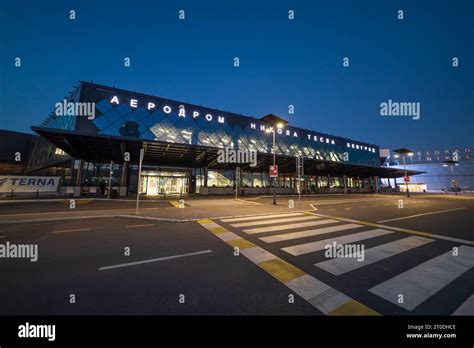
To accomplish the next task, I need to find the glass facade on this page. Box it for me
[383,148,474,192]
[29,82,390,195]
[70,82,380,168]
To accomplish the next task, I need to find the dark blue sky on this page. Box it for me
[1,0,473,150]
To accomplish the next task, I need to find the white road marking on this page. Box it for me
[452,295,474,315]
[282,229,394,256]
[240,247,276,264]
[231,215,318,228]
[243,219,337,235]
[125,223,154,228]
[309,212,474,245]
[369,246,474,311]
[315,236,434,275]
[286,274,352,314]
[220,212,303,223]
[0,207,161,218]
[51,228,91,234]
[215,231,241,242]
[260,223,360,243]
[98,250,212,271]
[377,207,467,223]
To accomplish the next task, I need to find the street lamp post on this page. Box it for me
[393,148,414,198]
[402,155,410,198]
[272,128,276,205]
[443,160,459,195]
[266,123,284,205]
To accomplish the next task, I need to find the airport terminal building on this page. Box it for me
[1,82,415,197]
[382,148,473,192]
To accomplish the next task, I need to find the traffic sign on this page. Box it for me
[269,165,278,178]
[404,175,410,183]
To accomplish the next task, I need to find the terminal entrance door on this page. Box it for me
[140,170,189,195]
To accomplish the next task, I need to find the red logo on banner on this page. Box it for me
[404,176,410,183]
[269,165,278,178]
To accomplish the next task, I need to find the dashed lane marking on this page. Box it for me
[376,207,467,223]
[305,212,474,246]
[197,219,379,316]
[125,223,155,228]
[98,250,212,271]
[51,228,91,234]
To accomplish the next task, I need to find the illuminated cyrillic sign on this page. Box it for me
[105,94,376,153]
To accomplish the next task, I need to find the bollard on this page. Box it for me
[10,189,14,200]
[36,189,39,199]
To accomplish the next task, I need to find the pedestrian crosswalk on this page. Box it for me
[368,245,474,311]
[282,229,394,256]
[315,236,434,275]
[214,212,474,315]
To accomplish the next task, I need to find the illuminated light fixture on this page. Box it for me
[394,154,399,158]
[443,164,448,167]
[408,152,414,156]
[277,122,284,129]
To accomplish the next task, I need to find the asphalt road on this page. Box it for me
[0,217,318,315]
[0,193,472,315]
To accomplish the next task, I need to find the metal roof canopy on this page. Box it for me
[31,127,422,178]
[259,113,289,126]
